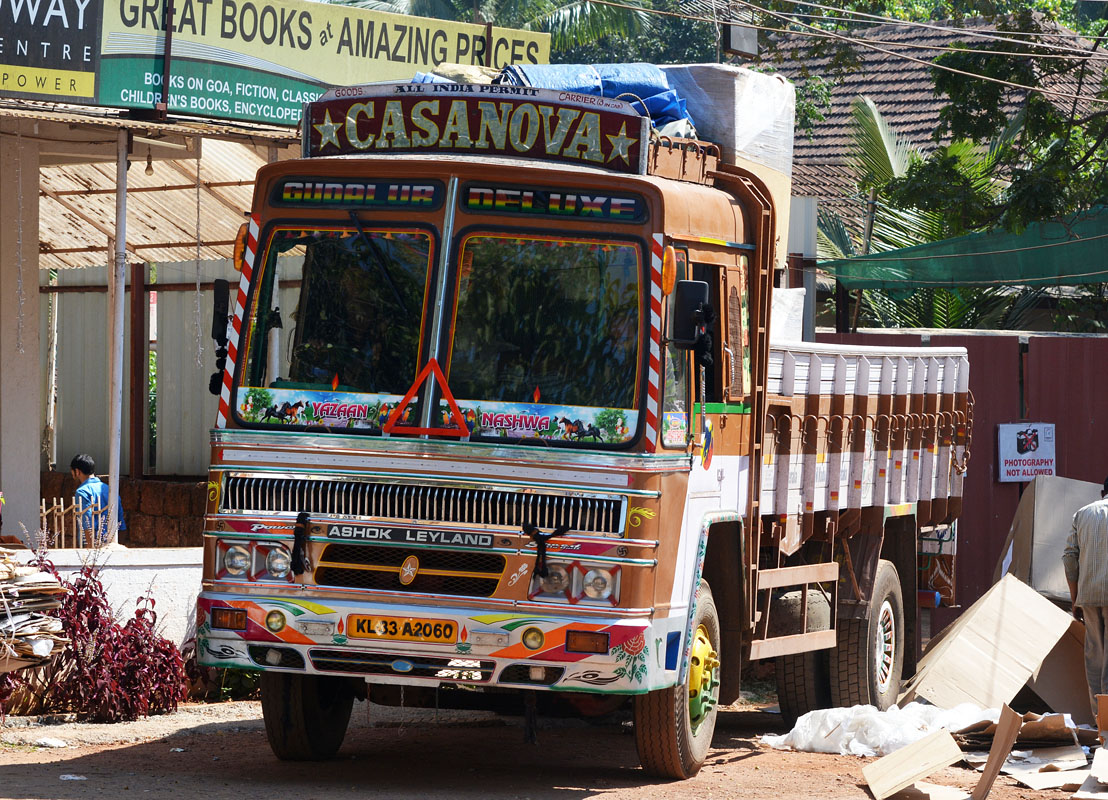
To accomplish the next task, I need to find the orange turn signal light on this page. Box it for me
[232,222,249,272]
[565,630,610,654]
[211,607,248,631]
[661,245,677,296]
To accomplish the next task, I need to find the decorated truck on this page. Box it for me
[196,65,971,778]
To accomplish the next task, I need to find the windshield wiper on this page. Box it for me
[348,211,408,315]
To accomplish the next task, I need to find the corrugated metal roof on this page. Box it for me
[3,103,301,270]
[0,100,299,143]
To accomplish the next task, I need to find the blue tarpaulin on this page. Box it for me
[498,63,694,128]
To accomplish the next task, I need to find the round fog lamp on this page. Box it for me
[265,610,286,632]
[223,545,250,576]
[539,564,570,594]
[522,627,545,650]
[583,568,613,600]
[266,547,292,578]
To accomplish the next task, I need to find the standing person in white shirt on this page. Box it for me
[1063,476,1108,718]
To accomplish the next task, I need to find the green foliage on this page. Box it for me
[554,0,716,63]
[821,94,1045,330]
[859,285,1045,329]
[1053,283,1108,332]
[755,3,1108,235]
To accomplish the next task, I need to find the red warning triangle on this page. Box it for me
[382,358,469,438]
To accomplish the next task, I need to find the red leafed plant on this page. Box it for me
[2,560,188,722]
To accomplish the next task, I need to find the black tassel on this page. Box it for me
[292,511,310,576]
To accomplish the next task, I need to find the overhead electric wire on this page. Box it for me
[588,0,1108,106]
[737,0,1108,106]
[751,0,1108,48]
[738,7,1108,61]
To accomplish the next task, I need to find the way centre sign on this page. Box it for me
[0,0,549,126]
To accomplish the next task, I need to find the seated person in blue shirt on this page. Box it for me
[70,453,126,547]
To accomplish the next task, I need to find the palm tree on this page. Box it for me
[321,0,650,51]
[820,96,1043,330]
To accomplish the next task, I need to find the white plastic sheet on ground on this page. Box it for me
[761,702,998,757]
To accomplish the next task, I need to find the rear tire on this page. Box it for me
[775,649,832,726]
[830,559,904,709]
[634,581,720,779]
[260,672,355,760]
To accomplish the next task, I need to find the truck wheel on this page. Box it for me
[260,672,355,760]
[831,559,904,710]
[775,649,831,726]
[634,581,720,779]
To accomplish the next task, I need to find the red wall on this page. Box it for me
[817,331,1108,621]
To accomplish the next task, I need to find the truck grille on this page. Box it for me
[314,544,506,597]
[221,476,623,536]
[309,650,495,682]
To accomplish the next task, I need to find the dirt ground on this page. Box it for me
[0,695,1067,800]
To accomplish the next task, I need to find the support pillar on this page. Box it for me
[0,119,42,541]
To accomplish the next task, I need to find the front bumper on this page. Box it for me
[197,591,681,694]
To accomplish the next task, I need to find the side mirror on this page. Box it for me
[669,280,710,350]
[211,279,230,346]
[208,279,231,396]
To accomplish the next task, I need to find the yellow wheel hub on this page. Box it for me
[687,624,720,730]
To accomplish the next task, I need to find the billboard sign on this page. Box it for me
[998,422,1056,482]
[0,0,549,123]
[0,0,102,101]
[304,83,649,174]
[97,0,549,125]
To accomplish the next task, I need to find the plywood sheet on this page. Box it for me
[863,729,964,800]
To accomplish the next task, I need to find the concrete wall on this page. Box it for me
[0,119,42,538]
[41,471,206,547]
[17,547,202,646]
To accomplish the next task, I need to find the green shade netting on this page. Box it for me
[822,207,1108,289]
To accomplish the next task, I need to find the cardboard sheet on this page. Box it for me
[1010,768,1089,791]
[902,575,1073,711]
[970,706,1021,800]
[863,730,964,800]
[1092,748,1108,783]
[1028,618,1093,726]
[993,475,1101,601]
[889,784,969,800]
[1075,773,1108,800]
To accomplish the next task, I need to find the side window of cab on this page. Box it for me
[661,249,689,448]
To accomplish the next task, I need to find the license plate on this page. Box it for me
[346,615,456,643]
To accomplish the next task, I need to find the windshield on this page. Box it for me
[446,233,642,444]
[236,225,432,430]
[234,223,643,445]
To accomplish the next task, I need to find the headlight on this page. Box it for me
[583,568,613,600]
[223,545,250,576]
[266,547,292,578]
[539,564,570,594]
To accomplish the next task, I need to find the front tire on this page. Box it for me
[634,581,721,779]
[260,672,356,760]
[830,559,904,709]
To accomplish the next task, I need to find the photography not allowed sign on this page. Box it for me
[997,422,1056,482]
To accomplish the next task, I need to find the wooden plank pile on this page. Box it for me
[0,547,67,674]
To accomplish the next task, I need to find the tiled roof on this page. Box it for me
[770,19,1103,172]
